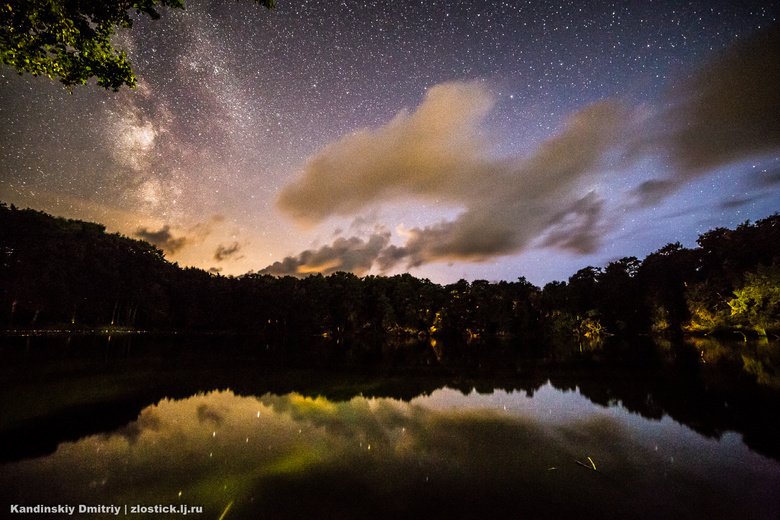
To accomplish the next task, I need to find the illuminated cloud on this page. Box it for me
[214,242,242,262]
[135,225,188,254]
[272,23,780,275]
[277,81,496,224]
[260,232,391,277]
[133,216,231,260]
[274,86,625,272]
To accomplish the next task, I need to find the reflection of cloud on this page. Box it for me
[135,225,188,254]
[196,403,224,425]
[260,232,391,277]
[5,388,774,519]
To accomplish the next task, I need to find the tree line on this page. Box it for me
[1,202,779,339]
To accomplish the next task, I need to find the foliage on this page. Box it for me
[2,202,780,344]
[0,0,274,90]
[686,216,780,335]
[542,310,603,340]
[578,310,604,338]
[649,304,671,334]
[684,280,730,333]
[728,264,780,335]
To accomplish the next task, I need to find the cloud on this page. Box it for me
[134,216,228,259]
[272,26,780,275]
[633,179,681,207]
[277,81,496,224]
[536,192,606,255]
[135,225,188,254]
[260,232,391,277]
[376,193,607,271]
[719,196,759,210]
[214,242,242,262]
[754,166,780,188]
[669,23,780,172]
[633,23,780,203]
[189,215,227,240]
[273,85,625,273]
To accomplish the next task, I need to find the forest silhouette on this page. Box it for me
[1,201,779,340]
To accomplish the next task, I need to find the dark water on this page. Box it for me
[1,334,779,519]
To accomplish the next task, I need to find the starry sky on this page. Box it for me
[1,0,778,286]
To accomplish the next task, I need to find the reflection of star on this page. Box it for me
[2,387,777,516]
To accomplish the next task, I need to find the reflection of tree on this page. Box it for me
[3,334,779,464]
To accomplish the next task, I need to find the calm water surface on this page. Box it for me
[1,334,779,519]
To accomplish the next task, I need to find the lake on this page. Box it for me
[1,334,779,519]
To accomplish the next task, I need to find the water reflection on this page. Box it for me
[687,335,780,388]
[2,385,779,519]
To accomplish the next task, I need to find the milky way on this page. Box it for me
[1,0,778,284]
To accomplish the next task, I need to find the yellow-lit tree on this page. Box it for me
[728,264,780,336]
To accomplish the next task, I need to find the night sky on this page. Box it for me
[1,0,778,286]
